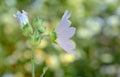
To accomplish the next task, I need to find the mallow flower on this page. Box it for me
[13,10,29,29]
[14,10,33,36]
[55,10,76,54]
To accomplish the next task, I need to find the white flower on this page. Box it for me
[55,10,76,54]
[14,10,29,28]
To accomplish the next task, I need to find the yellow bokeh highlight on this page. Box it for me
[38,39,48,48]
[60,54,75,64]
[35,49,45,65]
[45,55,60,69]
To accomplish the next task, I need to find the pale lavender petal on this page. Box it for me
[57,38,76,54]
[14,11,23,26]
[61,10,71,21]
[21,10,28,24]
[14,10,29,28]
[57,27,76,39]
[56,11,71,33]
[55,10,76,54]
[58,38,75,49]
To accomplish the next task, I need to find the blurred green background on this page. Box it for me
[0,0,120,77]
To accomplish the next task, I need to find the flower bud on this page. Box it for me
[33,18,46,33]
[22,24,33,36]
[29,30,41,46]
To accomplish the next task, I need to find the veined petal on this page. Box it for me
[55,10,76,54]
[57,38,76,54]
[61,10,71,21]
[57,27,76,39]
[56,10,71,33]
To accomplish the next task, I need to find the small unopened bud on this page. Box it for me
[29,30,41,46]
[22,24,33,36]
[33,18,46,33]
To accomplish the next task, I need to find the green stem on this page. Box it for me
[31,47,35,77]
[40,66,48,77]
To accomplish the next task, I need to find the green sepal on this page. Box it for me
[33,18,46,33]
[22,23,33,36]
[50,29,57,43]
[28,30,41,46]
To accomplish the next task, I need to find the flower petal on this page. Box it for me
[14,10,29,28]
[61,10,71,21]
[56,10,71,33]
[57,27,76,39]
[55,10,76,54]
[57,38,76,54]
